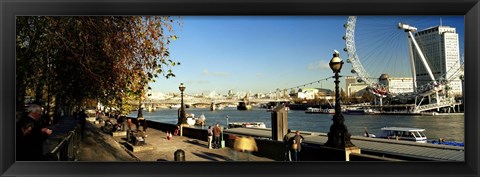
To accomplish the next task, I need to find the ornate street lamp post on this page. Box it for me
[178,83,187,125]
[325,50,355,148]
[460,75,464,111]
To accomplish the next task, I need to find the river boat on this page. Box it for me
[170,104,181,109]
[305,107,335,114]
[228,122,266,129]
[420,112,439,116]
[196,113,206,126]
[186,113,206,126]
[344,108,377,115]
[186,118,196,126]
[367,127,465,146]
[431,140,464,147]
[378,127,428,143]
[226,104,237,108]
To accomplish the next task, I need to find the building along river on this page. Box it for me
[128,107,464,142]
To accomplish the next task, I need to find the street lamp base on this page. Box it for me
[178,123,189,137]
[321,144,361,161]
[325,125,356,148]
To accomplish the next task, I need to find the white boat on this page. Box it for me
[170,104,181,109]
[344,108,378,115]
[185,113,206,126]
[421,112,439,116]
[228,122,266,129]
[378,127,427,143]
[186,118,196,126]
[226,104,237,108]
[196,114,206,126]
[305,107,335,114]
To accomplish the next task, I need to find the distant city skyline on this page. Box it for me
[150,16,464,95]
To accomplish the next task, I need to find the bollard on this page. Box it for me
[174,149,185,161]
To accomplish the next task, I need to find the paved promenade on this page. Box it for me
[77,120,274,161]
[225,128,464,161]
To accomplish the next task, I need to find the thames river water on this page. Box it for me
[128,107,464,142]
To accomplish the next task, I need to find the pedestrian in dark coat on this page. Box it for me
[17,104,53,161]
[283,129,294,161]
[78,109,87,139]
[16,118,34,161]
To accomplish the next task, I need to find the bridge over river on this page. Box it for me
[141,98,290,108]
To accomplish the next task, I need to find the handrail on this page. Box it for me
[46,125,81,161]
[414,99,461,112]
[50,131,75,154]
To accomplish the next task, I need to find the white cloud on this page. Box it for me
[202,69,230,77]
[202,69,209,75]
[256,72,263,78]
[187,80,210,84]
[308,60,330,70]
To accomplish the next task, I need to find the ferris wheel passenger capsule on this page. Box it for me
[347,59,352,63]
[351,69,356,73]
[342,36,347,40]
[398,22,417,31]
[343,48,348,52]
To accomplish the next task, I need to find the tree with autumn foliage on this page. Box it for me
[16,16,181,120]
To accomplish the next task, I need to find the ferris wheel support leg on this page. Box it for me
[436,91,440,112]
[414,96,425,113]
[407,31,437,85]
[407,37,417,91]
[380,97,384,112]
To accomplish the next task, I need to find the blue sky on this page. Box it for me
[150,16,464,95]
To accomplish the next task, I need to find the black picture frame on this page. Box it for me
[1,0,479,176]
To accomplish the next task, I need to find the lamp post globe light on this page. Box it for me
[178,83,187,125]
[325,50,355,148]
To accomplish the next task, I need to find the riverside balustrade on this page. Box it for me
[45,126,81,161]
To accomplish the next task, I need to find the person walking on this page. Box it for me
[17,104,53,161]
[16,118,35,161]
[116,115,126,131]
[291,130,304,161]
[77,109,87,140]
[283,129,294,161]
[213,123,222,149]
[207,126,213,149]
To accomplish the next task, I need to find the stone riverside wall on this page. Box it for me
[127,117,404,161]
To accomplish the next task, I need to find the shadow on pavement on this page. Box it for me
[191,152,221,161]
[201,151,233,161]
[184,140,208,148]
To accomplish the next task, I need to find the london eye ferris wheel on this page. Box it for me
[343,16,464,100]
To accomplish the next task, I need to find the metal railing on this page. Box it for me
[414,99,459,113]
[45,126,81,161]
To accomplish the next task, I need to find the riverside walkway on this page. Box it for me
[224,128,464,161]
[77,120,274,161]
